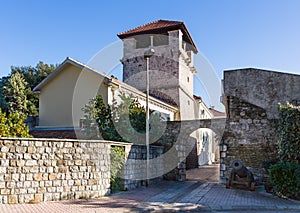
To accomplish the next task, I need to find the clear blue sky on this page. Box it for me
[1,0,300,78]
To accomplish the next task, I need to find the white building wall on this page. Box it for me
[196,101,216,166]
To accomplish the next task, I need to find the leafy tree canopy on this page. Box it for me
[81,93,165,143]
[0,61,56,116]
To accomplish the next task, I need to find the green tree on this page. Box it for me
[0,61,56,116]
[0,76,9,113]
[111,93,146,143]
[11,61,56,90]
[10,61,56,115]
[81,93,164,143]
[5,72,29,114]
[81,95,122,141]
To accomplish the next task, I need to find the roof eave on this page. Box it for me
[117,23,198,53]
[32,57,111,93]
[32,58,70,92]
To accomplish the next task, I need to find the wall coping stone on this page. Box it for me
[0,137,130,145]
[0,137,163,149]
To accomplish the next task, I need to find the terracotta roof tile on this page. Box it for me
[118,19,198,53]
[118,20,183,36]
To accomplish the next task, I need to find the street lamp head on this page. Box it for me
[144,48,155,58]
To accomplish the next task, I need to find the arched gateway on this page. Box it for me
[156,118,227,182]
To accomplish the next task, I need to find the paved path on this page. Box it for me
[1,166,300,212]
[1,181,299,212]
[186,164,220,182]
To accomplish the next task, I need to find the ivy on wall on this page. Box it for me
[269,103,300,200]
[276,103,300,162]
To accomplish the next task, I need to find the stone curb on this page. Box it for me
[132,203,300,212]
[209,205,300,212]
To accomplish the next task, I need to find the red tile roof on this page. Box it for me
[118,20,183,36]
[118,20,198,53]
[193,95,203,101]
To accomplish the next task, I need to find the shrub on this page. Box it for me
[269,161,300,200]
[81,95,121,140]
[0,110,32,138]
[110,146,126,193]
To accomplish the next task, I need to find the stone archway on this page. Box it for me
[156,118,226,182]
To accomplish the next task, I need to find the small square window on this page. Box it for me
[135,35,151,48]
[153,34,169,46]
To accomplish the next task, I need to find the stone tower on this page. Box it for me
[118,20,198,120]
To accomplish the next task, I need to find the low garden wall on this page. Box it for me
[124,144,164,190]
[0,138,111,204]
[0,138,164,204]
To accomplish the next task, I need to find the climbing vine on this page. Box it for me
[269,103,300,200]
[276,103,300,162]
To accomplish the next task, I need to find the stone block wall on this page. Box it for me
[122,55,181,106]
[220,97,277,181]
[221,68,300,182]
[0,138,111,204]
[0,138,166,204]
[223,68,300,119]
[123,144,164,190]
[157,121,188,182]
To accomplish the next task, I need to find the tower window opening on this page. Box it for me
[135,35,151,48]
[153,34,169,46]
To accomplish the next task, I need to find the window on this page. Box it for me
[135,35,151,48]
[187,77,189,82]
[153,34,169,46]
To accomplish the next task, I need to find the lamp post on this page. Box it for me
[144,48,155,187]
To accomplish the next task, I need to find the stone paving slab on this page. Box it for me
[2,180,298,213]
[1,180,299,212]
[134,182,300,212]
[186,164,220,182]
